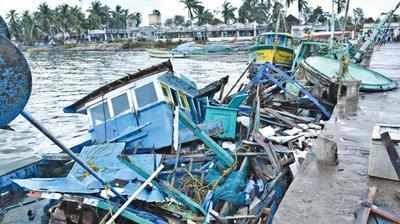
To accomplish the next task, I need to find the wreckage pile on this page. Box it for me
[1,58,327,224]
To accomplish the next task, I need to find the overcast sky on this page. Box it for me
[1,0,398,25]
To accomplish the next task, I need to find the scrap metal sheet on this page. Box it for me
[14,143,165,202]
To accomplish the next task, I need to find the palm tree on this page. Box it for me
[111,5,128,29]
[285,0,309,14]
[335,0,347,14]
[34,3,54,40]
[6,10,21,40]
[238,0,269,24]
[55,4,71,33]
[180,0,203,20]
[353,7,364,31]
[195,6,214,25]
[69,6,86,41]
[21,10,38,45]
[128,12,142,27]
[87,1,110,29]
[221,1,237,24]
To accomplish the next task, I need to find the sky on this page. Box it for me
[0,0,399,25]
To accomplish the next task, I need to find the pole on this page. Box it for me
[342,0,351,41]
[222,62,252,103]
[354,1,400,61]
[105,165,164,224]
[330,0,335,49]
[170,107,181,186]
[20,111,125,200]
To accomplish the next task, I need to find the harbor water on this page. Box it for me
[0,50,247,174]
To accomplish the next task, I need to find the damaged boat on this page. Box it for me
[6,59,296,224]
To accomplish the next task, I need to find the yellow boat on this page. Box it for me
[250,32,295,68]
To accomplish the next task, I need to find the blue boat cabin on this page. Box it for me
[63,61,221,152]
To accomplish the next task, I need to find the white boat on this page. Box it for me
[147,49,186,58]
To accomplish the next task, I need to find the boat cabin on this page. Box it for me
[250,32,295,68]
[255,32,294,49]
[64,61,219,152]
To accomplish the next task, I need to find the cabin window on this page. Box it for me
[179,92,190,110]
[111,93,130,117]
[278,36,286,47]
[90,102,111,125]
[170,89,180,106]
[161,84,173,103]
[265,36,273,45]
[135,82,158,108]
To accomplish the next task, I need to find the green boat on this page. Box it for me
[301,56,398,92]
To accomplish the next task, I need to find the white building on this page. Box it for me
[155,23,270,42]
[362,22,400,33]
[149,11,162,26]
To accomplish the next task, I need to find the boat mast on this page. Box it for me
[341,0,351,41]
[354,1,400,61]
[330,0,336,49]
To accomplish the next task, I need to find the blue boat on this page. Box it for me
[62,60,225,153]
[1,17,294,223]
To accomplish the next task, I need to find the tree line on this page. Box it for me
[6,1,141,45]
[5,0,391,45]
[175,0,372,31]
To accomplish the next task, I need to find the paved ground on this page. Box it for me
[274,43,400,223]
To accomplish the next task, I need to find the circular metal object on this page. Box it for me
[0,17,10,39]
[0,35,32,127]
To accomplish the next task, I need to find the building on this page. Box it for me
[155,23,271,42]
[362,22,400,33]
[87,29,128,42]
[149,10,162,26]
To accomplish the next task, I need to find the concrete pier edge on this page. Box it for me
[274,43,400,224]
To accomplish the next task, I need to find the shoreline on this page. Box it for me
[24,40,183,53]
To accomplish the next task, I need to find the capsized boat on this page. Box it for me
[300,56,398,92]
[249,33,295,68]
[147,49,186,58]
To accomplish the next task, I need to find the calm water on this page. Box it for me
[0,50,248,170]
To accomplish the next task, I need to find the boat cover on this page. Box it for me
[303,56,398,92]
[13,143,165,202]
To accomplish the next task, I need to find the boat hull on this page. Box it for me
[303,56,398,92]
[251,45,294,68]
[147,49,186,58]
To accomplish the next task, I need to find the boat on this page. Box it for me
[299,56,398,92]
[0,16,322,224]
[249,32,295,68]
[147,49,186,58]
[6,59,296,224]
[172,41,236,56]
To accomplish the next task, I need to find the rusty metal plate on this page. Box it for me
[0,35,32,127]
